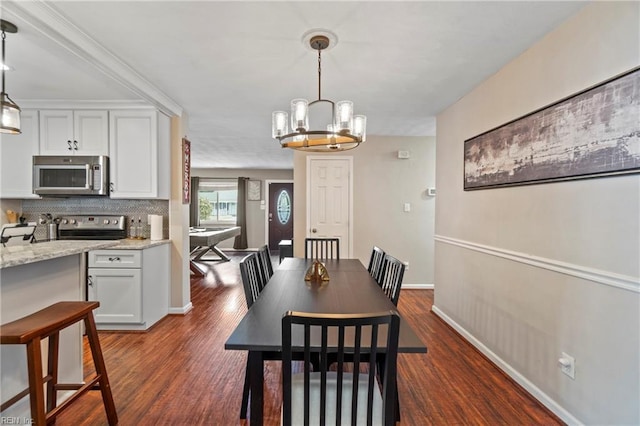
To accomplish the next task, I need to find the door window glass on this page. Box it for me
[277,190,291,225]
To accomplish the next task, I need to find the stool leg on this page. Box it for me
[84,314,118,425]
[26,336,46,426]
[47,332,60,422]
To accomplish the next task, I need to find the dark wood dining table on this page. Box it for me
[225,257,428,425]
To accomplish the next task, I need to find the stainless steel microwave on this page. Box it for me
[33,155,109,196]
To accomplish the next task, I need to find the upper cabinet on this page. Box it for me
[0,110,40,199]
[109,110,170,199]
[39,110,109,156]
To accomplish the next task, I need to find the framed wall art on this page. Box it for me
[464,67,640,190]
[247,180,261,201]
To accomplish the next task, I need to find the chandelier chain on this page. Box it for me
[1,29,6,94]
[317,47,322,101]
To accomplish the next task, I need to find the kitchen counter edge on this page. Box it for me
[0,239,171,269]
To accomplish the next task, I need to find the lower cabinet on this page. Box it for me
[88,244,169,331]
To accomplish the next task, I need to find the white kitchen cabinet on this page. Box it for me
[0,110,40,198]
[108,110,170,199]
[88,244,169,330]
[39,109,109,156]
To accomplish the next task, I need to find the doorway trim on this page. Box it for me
[264,179,294,247]
[306,155,354,258]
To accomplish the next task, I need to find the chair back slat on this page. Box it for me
[367,246,386,283]
[379,254,406,306]
[256,245,273,284]
[239,253,265,308]
[282,311,400,426]
[305,237,340,261]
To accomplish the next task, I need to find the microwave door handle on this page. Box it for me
[87,164,94,189]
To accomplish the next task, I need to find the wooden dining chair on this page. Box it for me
[282,310,400,426]
[367,246,386,284]
[238,252,268,419]
[239,252,265,310]
[256,244,274,284]
[238,252,317,419]
[378,254,406,307]
[305,237,340,261]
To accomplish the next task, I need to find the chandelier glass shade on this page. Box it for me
[271,33,366,152]
[1,19,20,135]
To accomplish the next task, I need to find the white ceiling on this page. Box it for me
[1,1,587,169]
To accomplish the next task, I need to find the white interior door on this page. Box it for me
[307,157,352,258]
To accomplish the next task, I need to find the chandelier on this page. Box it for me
[271,31,366,152]
[1,19,21,135]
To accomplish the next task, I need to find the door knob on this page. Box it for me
[312,228,317,233]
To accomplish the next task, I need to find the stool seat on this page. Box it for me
[1,301,117,426]
[1,301,99,344]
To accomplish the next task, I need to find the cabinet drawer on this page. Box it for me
[88,250,141,268]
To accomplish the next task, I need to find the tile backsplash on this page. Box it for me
[21,198,169,241]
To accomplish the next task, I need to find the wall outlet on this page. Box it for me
[403,261,409,270]
[559,352,575,379]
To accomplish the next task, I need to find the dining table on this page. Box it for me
[224,257,428,425]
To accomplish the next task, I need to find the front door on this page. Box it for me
[308,157,352,258]
[268,182,293,250]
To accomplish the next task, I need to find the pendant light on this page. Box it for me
[272,30,366,152]
[1,19,21,135]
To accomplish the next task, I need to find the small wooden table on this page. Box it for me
[189,226,241,275]
[225,258,427,425]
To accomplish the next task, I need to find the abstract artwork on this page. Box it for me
[464,68,640,190]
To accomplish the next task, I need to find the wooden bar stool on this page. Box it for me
[0,301,118,425]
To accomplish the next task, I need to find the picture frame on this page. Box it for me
[463,67,640,190]
[247,180,261,201]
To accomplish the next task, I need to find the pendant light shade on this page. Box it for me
[1,93,20,134]
[271,30,366,152]
[1,20,20,135]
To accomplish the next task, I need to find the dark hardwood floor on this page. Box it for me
[56,253,563,425]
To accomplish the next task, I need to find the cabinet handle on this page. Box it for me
[67,140,73,150]
[110,182,114,192]
[108,257,121,262]
[73,140,78,150]
[88,276,93,286]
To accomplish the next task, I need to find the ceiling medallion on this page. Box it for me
[271,30,366,152]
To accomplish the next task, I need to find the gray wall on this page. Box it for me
[192,168,293,249]
[293,135,436,286]
[434,2,639,424]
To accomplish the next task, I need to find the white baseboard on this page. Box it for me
[431,305,582,426]
[169,302,193,315]
[402,283,433,289]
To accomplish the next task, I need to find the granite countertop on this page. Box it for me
[108,238,171,250]
[0,239,171,269]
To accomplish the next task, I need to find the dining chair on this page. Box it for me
[238,252,317,419]
[367,246,386,284]
[239,252,265,310]
[239,252,268,419]
[305,237,340,261]
[378,254,406,307]
[282,310,400,426]
[256,244,274,284]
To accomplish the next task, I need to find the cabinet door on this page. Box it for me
[0,110,40,198]
[39,110,74,155]
[109,110,158,198]
[73,110,109,155]
[88,267,142,323]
